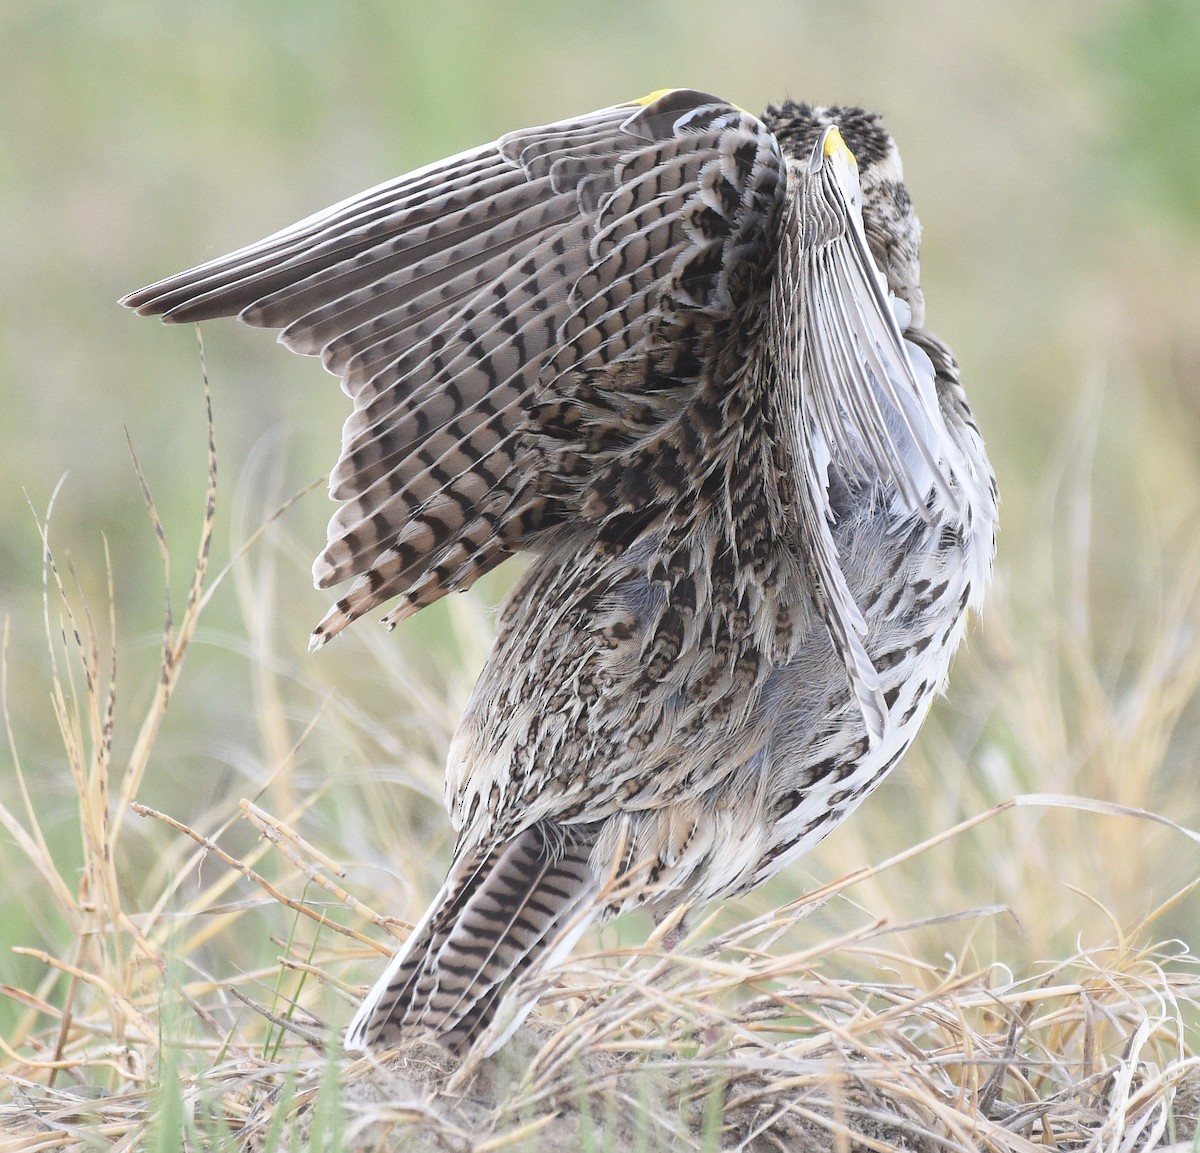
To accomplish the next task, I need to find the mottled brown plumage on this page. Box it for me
[123,89,997,1057]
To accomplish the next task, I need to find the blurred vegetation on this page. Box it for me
[1,0,1199,1055]
[1096,0,1200,231]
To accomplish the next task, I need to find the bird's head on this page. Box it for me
[761,101,925,327]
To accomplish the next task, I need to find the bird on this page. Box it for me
[122,88,998,1057]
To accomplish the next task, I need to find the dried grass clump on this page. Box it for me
[1,386,1198,1151]
[332,912,1200,1151]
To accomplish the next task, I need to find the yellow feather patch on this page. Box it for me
[823,125,858,167]
[632,88,679,106]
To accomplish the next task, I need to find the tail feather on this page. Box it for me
[345,821,600,1055]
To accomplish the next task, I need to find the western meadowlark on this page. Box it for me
[123,89,997,1056]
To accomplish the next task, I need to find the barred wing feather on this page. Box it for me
[122,90,789,647]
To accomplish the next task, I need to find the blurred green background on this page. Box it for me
[2,0,1200,1034]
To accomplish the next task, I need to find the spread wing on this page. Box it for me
[122,89,788,647]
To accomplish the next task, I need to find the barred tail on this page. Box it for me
[345,821,600,1055]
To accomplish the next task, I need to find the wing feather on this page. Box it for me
[774,129,980,743]
[122,89,789,646]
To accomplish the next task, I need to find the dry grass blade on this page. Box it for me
[130,803,376,949]
[116,329,218,829]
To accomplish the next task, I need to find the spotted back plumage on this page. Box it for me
[123,89,997,1057]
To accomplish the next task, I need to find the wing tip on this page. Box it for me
[119,285,176,319]
[119,282,236,324]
